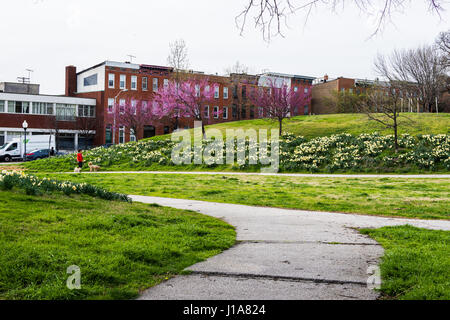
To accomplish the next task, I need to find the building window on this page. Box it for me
[120,75,126,89]
[142,77,148,91]
[130,129,136,142]
[349,88,354,94]
[164,126,170,134]
[142,101,148,113]
[250,106,255,119]
[164,79,169,88]
[131,76,137,90]
[214,86,219,99]
[153,78,158,92]
[105,125,112,144]
[119,126,125,144]
[304,87,309,94]
[0,100,4,112]
[0,131,4,146]
[78,105,95,117]
[56,104,76,121]
[119,99,125,113]
[8,101,30,114]
[108,98,114,113]
[223,87,228,99]
[242,86,247,100]
[341,88,345,93]
[32,102,53,115]
[294,87,298,92]
[204,105,209,118]
[232,105,237,118]
[258,107,264,118]
[223,106,228,119]
[304,105,309,115]
[195,84,200,97]
[241,106,246,118]
[131,100,137,114]
[108,73,115,88]
[84,74,98,86]
[213,106,219,119]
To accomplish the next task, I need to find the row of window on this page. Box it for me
[105,125,137,144]
[0,100,95,118]
[202,105,267,120]
[107,73,230,98]
[108,73,168,92]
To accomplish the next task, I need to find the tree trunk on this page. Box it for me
[393,114,399,153]
[278,118,283,136]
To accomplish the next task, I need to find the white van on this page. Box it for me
[0,135,55,162]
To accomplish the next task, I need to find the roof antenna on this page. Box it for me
[126,54,136,63]
[26,69,34,82]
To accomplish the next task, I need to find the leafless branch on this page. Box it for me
[237,0,446,41]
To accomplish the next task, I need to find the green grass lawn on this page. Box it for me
[361,225,450,300]
[38,173,450,220]
[0,189,235,300]
[151,113,450,141]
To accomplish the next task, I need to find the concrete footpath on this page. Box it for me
[131,196,450,300]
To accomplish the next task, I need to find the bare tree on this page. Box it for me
[435,29,450,68]
[76,116,97,150]
[357,82,405,152]
[225,61,249,75]
[357,54,422,152]
[398,46,447,113]
[436,29,450,55]
[47,116,61,153]
[167,39,190,77]
[167,39,190,129]
[237,0,445,40]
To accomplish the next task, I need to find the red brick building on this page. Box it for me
[311,75,427,114]
[66,61,315,146]
[311,76,364,114]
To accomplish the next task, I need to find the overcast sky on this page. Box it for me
[1,0,448,94]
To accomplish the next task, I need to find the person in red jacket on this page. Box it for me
[77,149,83,169]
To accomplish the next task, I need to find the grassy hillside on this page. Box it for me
[0,188,235,300]
[151,113,450,141]
[22,113,450,173]
[24,132,450,173]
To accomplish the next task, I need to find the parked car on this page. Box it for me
[25,149,53,161]
[0,135,55,162]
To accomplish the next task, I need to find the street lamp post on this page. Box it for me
[22,120,28,161]
[113,89,128,144]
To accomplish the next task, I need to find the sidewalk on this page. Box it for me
[132,195,450,300]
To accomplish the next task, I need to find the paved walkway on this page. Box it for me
[132,195,450,300]
[65,171,450,178]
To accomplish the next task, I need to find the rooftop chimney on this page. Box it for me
[65,65,77,96]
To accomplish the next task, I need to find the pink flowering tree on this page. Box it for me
[107,99,156,142]
[250,80,311,135]
[153,78,218,135]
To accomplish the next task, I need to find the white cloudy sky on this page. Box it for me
[0,0,448,94]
